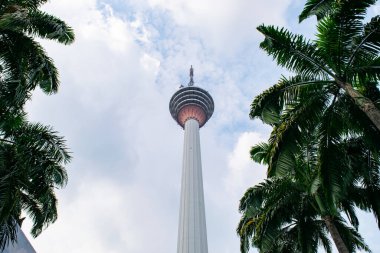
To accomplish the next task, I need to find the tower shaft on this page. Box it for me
[177,119,208,253]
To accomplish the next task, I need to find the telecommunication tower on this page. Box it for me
[169,66,214,253]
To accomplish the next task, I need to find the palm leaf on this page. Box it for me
[0,31,60,94]
[299,0,335,22]
[257,25,334,79]
[0,0,49,9]
[346,16,380,71]
[333,216,371,252]
[299,0,377,23]
[0,9,74,44]
[250,142,270,165]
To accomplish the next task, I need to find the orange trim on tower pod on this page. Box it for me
[178,105,206,127]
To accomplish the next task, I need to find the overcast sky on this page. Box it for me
[22,0,380,252]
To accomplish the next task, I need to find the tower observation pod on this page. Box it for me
[169,66,214,253]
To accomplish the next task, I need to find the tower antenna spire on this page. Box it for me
[188,65,194,86]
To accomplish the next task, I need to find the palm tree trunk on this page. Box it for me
[323,215,349,253]
[337,80,380,131]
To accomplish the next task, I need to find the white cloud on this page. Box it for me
[140,0,292,57]
[225,132,267,199]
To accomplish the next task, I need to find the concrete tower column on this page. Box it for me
[169,67,214,253]
[177,118,208,253]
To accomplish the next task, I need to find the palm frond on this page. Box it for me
[12,122,72,166]
[250,75,334,125]
[0,10,75,44]
[250,142,270,165]
[318,225,333,253]
[20,188,58,236]
[0,0,49,10]
[315,16,353,76]
[299,0,335,22]
[346,16,380,72]
[350,56,380,82]
[0,218,18,250]
[257,25,334,79]
[301,0,377,23]
[333,216,372,252]
[0,31,60,94]
[266,91,329,177]
[341,200,360,230]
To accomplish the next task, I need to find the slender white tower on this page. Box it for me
[169,67,214,253]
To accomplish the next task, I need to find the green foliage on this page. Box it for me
[0,0,74,249]
[239,135,377,253]
[0,0,75,104]
[0,10,75,44]
[256,0,380,132]
[299,0,336,22]
[0,120,71,249]
[240,1,380,252]
[258,25,333,79]
[299,0,377,23]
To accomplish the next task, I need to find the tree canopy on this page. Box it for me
[239,1,380,252]
[0,0,74,249]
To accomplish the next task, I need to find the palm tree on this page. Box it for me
[241,1,380,251]
[254,0,380,131]
[249,0,380,230]
[250,0,380,191]
[237,177,370,253]
[0,0,74,248]
[238,135,378,253]
[251,75,380,183]
[0,118,71,250]
[0,0,75,108]
[249,82,380,251]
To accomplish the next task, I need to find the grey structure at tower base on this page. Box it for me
[2,228,36,253]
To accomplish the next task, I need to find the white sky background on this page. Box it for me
[23,0,380,252]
